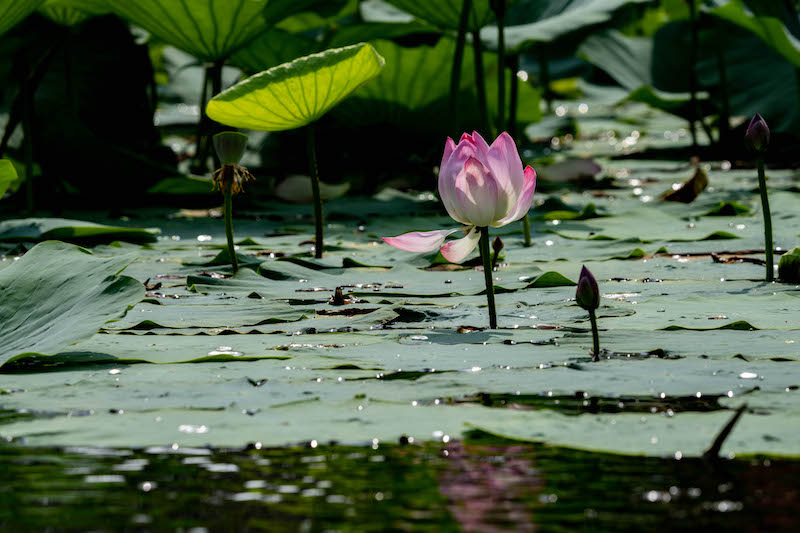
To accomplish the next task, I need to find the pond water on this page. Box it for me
[1,435,797,531]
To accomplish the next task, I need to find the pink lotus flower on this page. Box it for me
[383,131,536,263]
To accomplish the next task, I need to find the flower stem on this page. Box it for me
[522,213,531,247]
[471,29,491,136]
[449,0,472,135]
[588,308,600,361]
[757,157,773,281]
[223,168,238,274]
[307,123,324,259]
[494,0,506,133]
[479,226,498,329]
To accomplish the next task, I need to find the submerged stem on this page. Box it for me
[307,123,324,259]
[522,213,531,247]
[703,404,747,460]
[449,0,472,135]
[589,309,600,362]
[479,226,498,329]
[757,157,774,281]
[472,29,491,136]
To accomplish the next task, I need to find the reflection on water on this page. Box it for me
[0,433,797,532]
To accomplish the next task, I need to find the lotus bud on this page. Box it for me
[575,266,599,311]
[213,131,248,166]
[492,236,504,255]
[778,246,800,283]
[744,114,770,153]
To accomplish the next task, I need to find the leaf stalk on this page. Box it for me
[307,123,324,259]
[757,157,774,281]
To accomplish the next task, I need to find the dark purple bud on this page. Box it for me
[576,266,599,311]
[492,236,504,254]
[213,131,248,166]
[744,114,770,153]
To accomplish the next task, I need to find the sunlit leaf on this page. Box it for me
[207,43,385,131]
[107,0,270,61]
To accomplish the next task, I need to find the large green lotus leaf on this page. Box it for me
[326,21,436,49]
[262,0,348,25]
[105,299,317,331]
[579,25,800,132]
[559,328,800,361]
[229,27,317,74]
[705,0,800,68]
[599,293,800,332]
[207,43,385,131]
[51,331,384,365]
[107,0,270,61]
[0,159,16,199]
[0,218,158,244]
[695,23,800,133]
[186,261,573,299]
[39,0,110,26]
[481,0,650,51]
[380,0,494,31]
[273,0,356,33]
[2,341,799,456]
[545,207,740,243]
[332,38,542,130]
[577,30,704,119]
[0,0,44,36]
[0,241,143,367]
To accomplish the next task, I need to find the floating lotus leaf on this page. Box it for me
[0,0,44,36]
[107,0,270,61]
[0,241,143,367]
[207,42,385,131]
